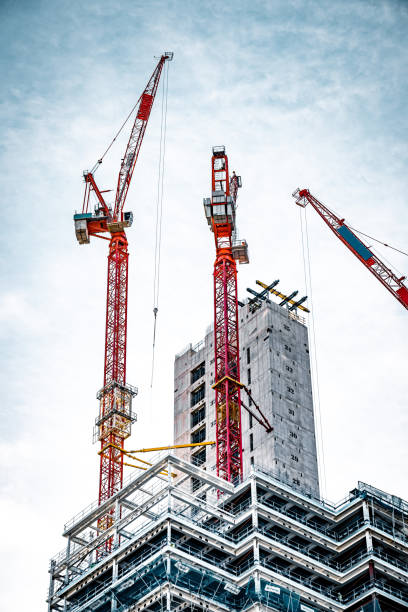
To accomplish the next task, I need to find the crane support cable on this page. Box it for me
[349,226,408,258]
[151,59,170,387]
[91,94,143,174]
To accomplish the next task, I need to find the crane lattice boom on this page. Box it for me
[293,188,408,310]
[114,53,172,219]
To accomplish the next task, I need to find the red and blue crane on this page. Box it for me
[293,188,408,310]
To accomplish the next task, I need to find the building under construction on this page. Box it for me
[174,296,320,498]
[48,452,408,611]
[48,55,408,612]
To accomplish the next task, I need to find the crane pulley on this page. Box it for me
[293,189,408,310]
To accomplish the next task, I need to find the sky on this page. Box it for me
[0,0,407,608]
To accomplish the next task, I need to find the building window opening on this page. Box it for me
[249,413,253,429]
[191,426,206,444]
[247,368,251,385]
[191,384,205,407]
[249,433,254,452]
[191,362,205,384]
[191,405,205,428]
[247,347,250,364]
[191,477,201,492]
[192,447,206,467]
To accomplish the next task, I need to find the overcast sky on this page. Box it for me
[1,0,407,608]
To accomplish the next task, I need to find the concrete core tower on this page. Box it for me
[174,295,320,498]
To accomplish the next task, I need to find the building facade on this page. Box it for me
[174,297,320,497]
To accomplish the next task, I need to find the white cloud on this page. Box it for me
[1,0,407,608]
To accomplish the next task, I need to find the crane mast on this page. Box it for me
[73,53,173,546]
[203,146,248,484]
[293,188,408,310]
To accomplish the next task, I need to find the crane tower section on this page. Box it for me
[293,189,408,310]
[203,146,248,484]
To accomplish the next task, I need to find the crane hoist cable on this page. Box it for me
[299,207,327,497]
[151,59,170,387]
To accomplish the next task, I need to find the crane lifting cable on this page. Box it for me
[151,59,170,387]
[299,206,327,497]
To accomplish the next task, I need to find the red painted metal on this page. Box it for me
[210,148,243,484]
[114,55,170,220]
[76,54,172,549]
[294,189,408,310]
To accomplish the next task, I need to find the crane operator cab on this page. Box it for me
[74,209,133,245]
[203,145,249,264]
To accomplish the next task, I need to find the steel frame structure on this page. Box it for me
[74,53,173,543]
[207,147,243,484]
[293,189,408,310]
[48,453,408,612]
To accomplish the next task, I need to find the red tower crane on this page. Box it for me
[293,188,408,310]
[203,146,249,484]
[73,52,173,540]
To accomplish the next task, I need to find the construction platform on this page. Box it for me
[48,454,408,611]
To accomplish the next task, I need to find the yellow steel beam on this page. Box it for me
[256,280,310,313]
[122,461,177,477]
[98,443,177,477]
[99,441,214,456]
[127,441,215,454]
